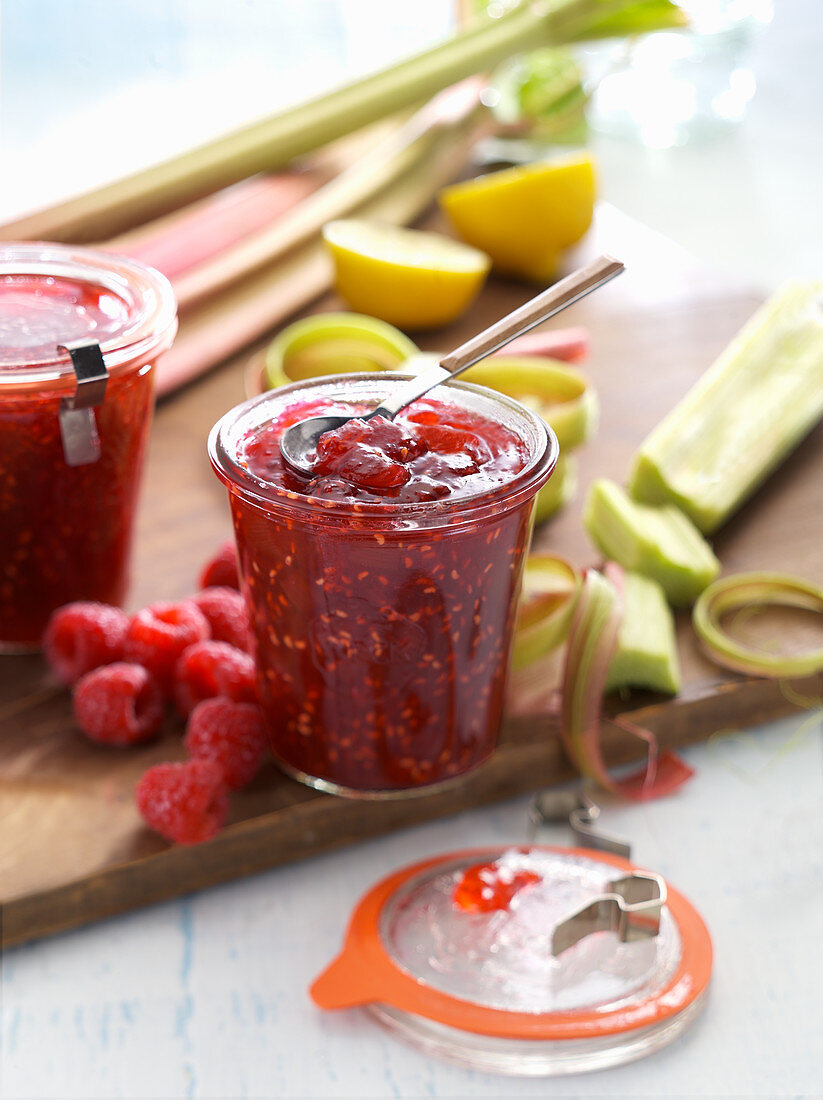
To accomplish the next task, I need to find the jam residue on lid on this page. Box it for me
[453,858,542,913]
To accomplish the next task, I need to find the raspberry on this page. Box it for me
[174,640,257,716]
[190,587,250,651]
[184,697,267,789]
[136,759,228,845]
[43,602,129,685]
[123,601,210,693]
[73,663,165,746]
[199,540,239,590]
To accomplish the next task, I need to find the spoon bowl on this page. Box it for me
[279,412,373,474]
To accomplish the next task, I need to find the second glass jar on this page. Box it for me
[0,243,177,648]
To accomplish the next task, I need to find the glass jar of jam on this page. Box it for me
[210,374,558,798]
[0,243,177,649]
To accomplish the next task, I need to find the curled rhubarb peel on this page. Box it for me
[508,554,580,716]
[560,567,694,800]
[512,554,580,670]
[693,572,823,678]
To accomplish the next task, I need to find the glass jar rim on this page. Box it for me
[209,372,559,527]
[0,241,177,384]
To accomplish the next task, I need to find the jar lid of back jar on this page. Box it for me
[311,845,713,1077]
[0,242,177,386]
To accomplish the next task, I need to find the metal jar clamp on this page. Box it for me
[57,340,109,467]
[528,788,666,957]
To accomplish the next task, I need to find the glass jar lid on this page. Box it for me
[0,242,177,384]
[311,845,712,1076]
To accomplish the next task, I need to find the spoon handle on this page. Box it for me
[439,254,624,376]
[372,254,623,421]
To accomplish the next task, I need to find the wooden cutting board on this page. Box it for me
[1,205,820,948]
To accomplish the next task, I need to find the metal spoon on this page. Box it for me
[279,254,624,476]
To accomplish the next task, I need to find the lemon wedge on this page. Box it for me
[322,220,490,331]
[439,154,596,284]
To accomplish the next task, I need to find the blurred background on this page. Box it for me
[1,0,819,287]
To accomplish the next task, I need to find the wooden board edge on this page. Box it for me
[3,673,819,949]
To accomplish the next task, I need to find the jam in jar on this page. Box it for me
[209,375,557,797]
[0,244,176,647]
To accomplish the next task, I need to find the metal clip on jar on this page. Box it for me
[0,243,177,648]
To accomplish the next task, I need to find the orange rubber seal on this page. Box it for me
[311,845,712,1041]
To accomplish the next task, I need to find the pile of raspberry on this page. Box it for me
[43,540,267,845]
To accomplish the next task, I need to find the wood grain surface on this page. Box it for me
[2,205,821,948]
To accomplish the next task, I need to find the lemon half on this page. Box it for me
[439,154,596,284]
[322,220,491,331]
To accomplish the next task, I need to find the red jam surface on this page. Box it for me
[0,275,154,646]
[240,397,529,503]
[223,392,547,794]
[453,859,541,913]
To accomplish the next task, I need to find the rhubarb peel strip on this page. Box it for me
[508,554,580,716]
[512,554,580,671]
[560,567,694,800]
[693,572,823,678]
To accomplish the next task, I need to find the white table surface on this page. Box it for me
[2,2,822,1098]
[3,717,822,1099]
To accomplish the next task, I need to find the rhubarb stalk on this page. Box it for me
[507,554,580,716]
[0,1,686,243]
[584,478,719,607]
[629,281,823,533]
[463,356,597,451]
[495,327,588,362]
[104,173,321,281]
[155,103,488,395]
[172,82,485,312]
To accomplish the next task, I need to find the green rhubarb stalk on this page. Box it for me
[584,478,719,607]
[560,567,694,799]
[1,1,686,243]
[174,85,485,311]
[629,281,823,533]
[155,104,484,395]
[508,553,579,716]
[263,314,419,389]
[566,0,687,37]
[605,567,681,694]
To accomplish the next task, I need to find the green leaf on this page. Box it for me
[562,0,688,42]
